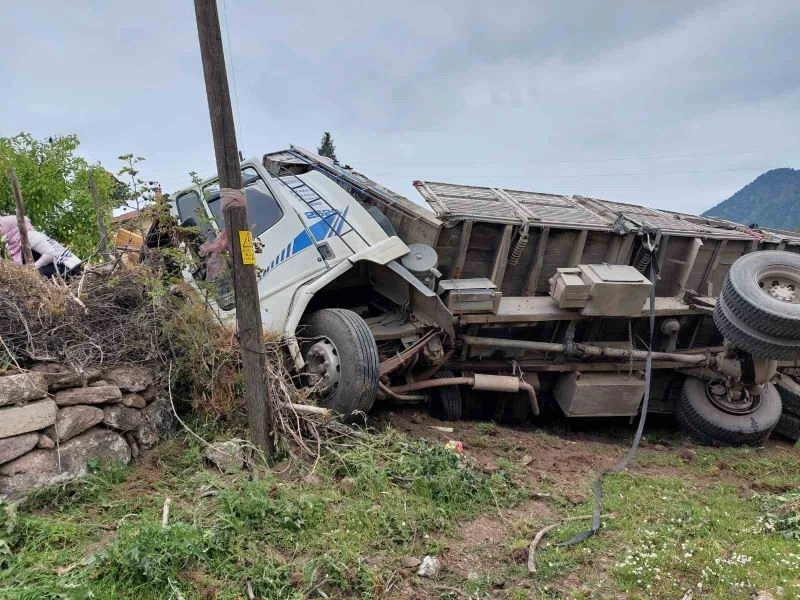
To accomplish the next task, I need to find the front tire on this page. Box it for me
[676,376,781,446]
[301,308,379,417]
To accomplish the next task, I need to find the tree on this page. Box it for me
[0,133,121,259]
[317,132,338,162]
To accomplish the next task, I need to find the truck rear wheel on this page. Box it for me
[675,376,781,446]
[427,371,464,421]
[723,251,800,338]
[774,412,800,441]
[712,293,800,360]
[776,373,800,414]
[713,251,800,360]
[301,308,379,418]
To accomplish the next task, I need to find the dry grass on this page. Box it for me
[0,261,164,370]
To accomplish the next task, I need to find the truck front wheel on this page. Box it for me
[675,376,781,446]
[301,308,379,418]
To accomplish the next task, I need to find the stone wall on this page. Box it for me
[0,363,175,498]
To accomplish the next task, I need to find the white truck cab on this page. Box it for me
[171,152,452,417]
[173,157,410,330]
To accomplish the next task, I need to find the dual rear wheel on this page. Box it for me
[713,251,800,360]
[676,376,781,446]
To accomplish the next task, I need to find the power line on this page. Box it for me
[221,0,242,150]
[365,165,779,180]
[353,146,800,167]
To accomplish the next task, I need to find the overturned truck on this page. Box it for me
[169,146,800,445]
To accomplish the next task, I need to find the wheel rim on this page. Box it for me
[705,380,761,415]
[305,338,341,394]
[757,266,800,304]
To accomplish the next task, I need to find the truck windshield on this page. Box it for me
[175,190,212,239]
[205,168,283,236]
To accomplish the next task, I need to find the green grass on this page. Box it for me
[0,427,528,599]
[526,448,800,599]
[1,421,799,599]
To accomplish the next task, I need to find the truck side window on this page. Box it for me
[206,171,283,237]
[175,191,211,239]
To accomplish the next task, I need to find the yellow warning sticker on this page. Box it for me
[238,230,256,265]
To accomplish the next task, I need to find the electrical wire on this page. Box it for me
[365,165,779,180]
[353,146,800,167]
[221,0,243,150]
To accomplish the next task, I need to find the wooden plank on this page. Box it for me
[698,239,727,294]
[489,224,513,285]
[568,229,588,266]
[617,233,636,265]
[603,235,622,264]
[452,220,473,279]
[655,234,670,273]
[523,227,550,296]
[89,172,110,260]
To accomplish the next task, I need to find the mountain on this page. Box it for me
[703,168,800,230]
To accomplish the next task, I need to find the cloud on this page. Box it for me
[1,0,798,214]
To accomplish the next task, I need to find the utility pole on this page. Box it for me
[194,0,275,460]
[89,172,111,261]
[7,168,34,266]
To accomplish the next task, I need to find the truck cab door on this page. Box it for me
[203,166,327,329]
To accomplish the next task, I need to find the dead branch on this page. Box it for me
[161,497,171,529]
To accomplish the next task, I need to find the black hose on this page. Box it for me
[558,252,657,546]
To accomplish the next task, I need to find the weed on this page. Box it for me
[217,477,328,544]
[23,460,131,512]
[0,428,526,599]
[759,490,800,539]
[99,519,224,589]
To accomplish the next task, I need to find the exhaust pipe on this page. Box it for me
[389,374,539,416]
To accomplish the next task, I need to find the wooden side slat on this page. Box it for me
[604,236,622,264]
[698,239,727,294]
[452,220,473,279]
[617,233,636,265]
[523,227,550,296]
[490,224,514,285]
[568,229,588,266]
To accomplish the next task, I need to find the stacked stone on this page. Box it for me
[0,363,174,498]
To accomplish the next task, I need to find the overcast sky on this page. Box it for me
[3,0,799,214]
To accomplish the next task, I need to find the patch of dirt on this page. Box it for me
[442,499,554,577]
[115,458,166,498]
[375,405,800,597]
[379,408,630,503]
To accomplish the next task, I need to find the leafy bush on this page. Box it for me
[100,520,223,588]
[760,490,800,539]
[217,478,327,544]
[0,133,122,259]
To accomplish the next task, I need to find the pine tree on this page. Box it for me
[317,132,338,162]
